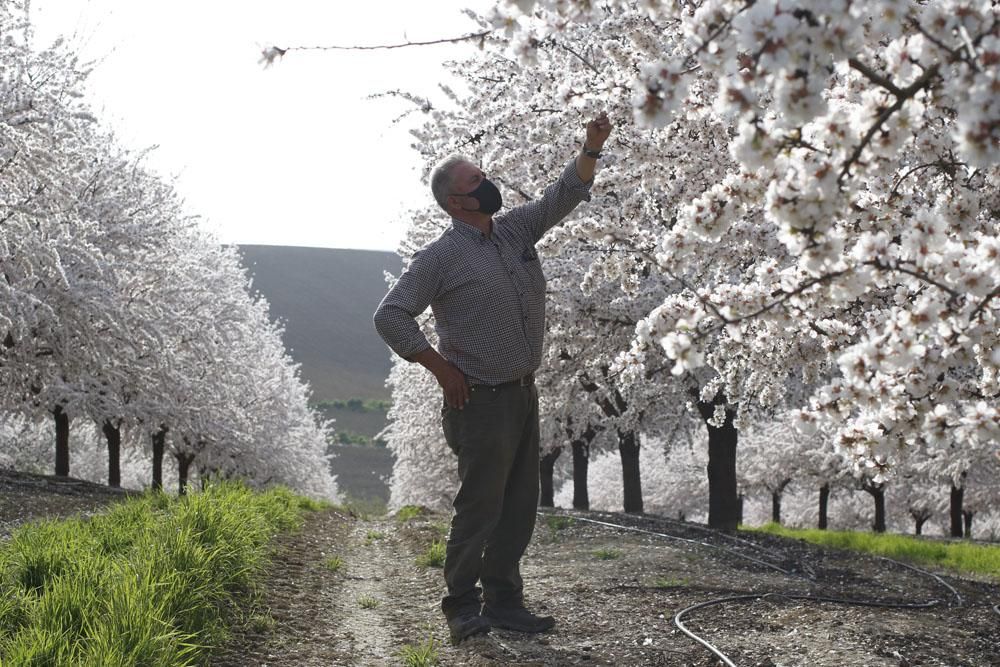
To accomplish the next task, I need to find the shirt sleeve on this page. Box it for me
[508,158,594,245]
[373,248,441,361]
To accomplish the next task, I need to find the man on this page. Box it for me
[373,113,613,645]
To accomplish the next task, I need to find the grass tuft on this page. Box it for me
[593,547,622,560]
[429,521,450,538]
[323,555,344,573]
[416,540,447,568]
[546,515,575,531]
[395,505,425,522]
[746,523,1000,580]
[356,594,380,609]
[0,478,312,665]
[400,636,439,666]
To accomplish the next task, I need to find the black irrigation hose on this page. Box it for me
[546,513,798,577]
[993,603,1000,617]
[872,555,963,606]
[543,510,970,666]
[673,593,941,667]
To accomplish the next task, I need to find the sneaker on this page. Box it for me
[447,611,491,645]
[481,604,556,633]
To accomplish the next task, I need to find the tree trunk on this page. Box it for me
[151,425,168,491]
[102,419,121,488]
[571,439,590,511]
[618,429,643,514]
[915,516,927,535]
[539,447,561,507]
[950,483,965,538]
[818,483,830,530]
[772,490,782,524]
[53,406,70,477]
[176,452,195,495]
[963,510,973,538]
[863,483,886,532]
[697,396,740,530]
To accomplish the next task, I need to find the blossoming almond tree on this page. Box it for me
[499,0,999,485]
[0,3,338,500]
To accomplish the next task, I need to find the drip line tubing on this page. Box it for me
[545,513,797,577]
[673,592,940,667]
[543,510,971,666]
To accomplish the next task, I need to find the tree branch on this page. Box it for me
[270,30,492,55]
[839,64,939,185]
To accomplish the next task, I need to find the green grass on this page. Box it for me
[429,521,450,538]
[356,594,380,609]
[546,515,575,531]
[0,478,315,666]
[593,547,622,560]
[323,555,344,573]
[416,540,447,568]
[365,530,385,544]
[395,505,424,523]
[747,523,1000,580]
[399,636,439,666]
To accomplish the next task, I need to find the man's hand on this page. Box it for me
[584,112,613,151]
[435,361,470,409]
[577,112,613,182]
[409,347,470,409]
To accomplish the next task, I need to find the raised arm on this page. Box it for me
[512,113,613,244]
[575,112,612,184]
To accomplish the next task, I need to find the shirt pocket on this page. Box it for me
[520,245,546,293]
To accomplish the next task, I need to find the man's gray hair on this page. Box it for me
[430,154,473,212]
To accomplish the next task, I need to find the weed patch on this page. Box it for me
[593,547,622,560]
[356,594,380,609]
[323,555,344,573]
[395,505,425,523]
[416,540,447,568]
[747,523,1000,580]
[546,515,575,531]
[400,636,439,666]
[0,479,313,665]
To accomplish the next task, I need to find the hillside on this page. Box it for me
[235,245,401,402]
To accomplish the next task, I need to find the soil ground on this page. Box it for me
[213,507,1000,667]
[3,469,999,666]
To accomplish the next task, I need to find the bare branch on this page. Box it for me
[553,40,600,75]
[272,30,492,54]
[848,57,902,96]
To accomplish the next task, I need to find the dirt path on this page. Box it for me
[4,468,996,664]
[213,506,1000,666]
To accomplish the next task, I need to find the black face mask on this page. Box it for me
[455,177,502,215]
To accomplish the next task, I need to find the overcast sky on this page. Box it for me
[31,0,492,252]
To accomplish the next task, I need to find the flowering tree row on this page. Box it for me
[0,3,338,500]
[382,0,996,525]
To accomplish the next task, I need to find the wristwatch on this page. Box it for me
[582,145,602,159]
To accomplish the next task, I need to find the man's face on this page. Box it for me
[447,161,484,212]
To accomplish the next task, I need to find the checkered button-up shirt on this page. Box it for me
[374,158,593,385]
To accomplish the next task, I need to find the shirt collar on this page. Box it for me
[451,217,490,243]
